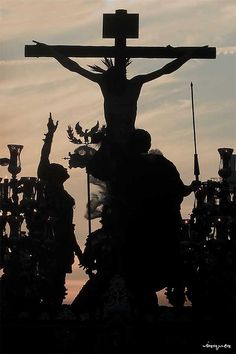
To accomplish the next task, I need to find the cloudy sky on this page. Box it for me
[1,0,235,304]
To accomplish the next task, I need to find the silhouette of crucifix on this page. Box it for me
[25,9,216,145]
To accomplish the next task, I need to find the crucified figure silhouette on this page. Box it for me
[33,41,205,146]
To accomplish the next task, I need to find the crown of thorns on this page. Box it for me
[88,57,132,73]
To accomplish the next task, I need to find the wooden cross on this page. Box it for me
[25,9,216,75]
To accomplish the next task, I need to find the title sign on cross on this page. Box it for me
[25,9,216,75]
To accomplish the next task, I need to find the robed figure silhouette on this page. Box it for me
[117,130,194,293]
[37,115,82,308]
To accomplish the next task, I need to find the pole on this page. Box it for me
[86,170,92,235]
[190,82,200,181]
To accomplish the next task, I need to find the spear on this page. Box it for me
[86,170,92,235]
[190,82,200,181]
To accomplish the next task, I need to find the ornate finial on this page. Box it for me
[66,121,105,169]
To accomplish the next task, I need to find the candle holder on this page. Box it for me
[7,144,24,178]
[2,178,9,201]
[218,147,234,180]
[18,177,38,212]
[7,214,24,239]
[0,158,10,166]
[19,177,37,200]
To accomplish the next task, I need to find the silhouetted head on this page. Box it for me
[129,129,151,154]
[47,163,70,184]
[89,57,131,93]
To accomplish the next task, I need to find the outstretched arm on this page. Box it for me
[133,45,208,84]
[37,113,58,179]
[183,180,201,197]
[33,40,101,83]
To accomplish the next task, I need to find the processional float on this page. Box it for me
[1,10,235,324]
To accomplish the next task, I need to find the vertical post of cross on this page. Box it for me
[103,9,139,77]
[115,10,127,78]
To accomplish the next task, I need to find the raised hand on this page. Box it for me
[47,113,58,134]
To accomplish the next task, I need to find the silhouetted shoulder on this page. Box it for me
[147,153,179,172]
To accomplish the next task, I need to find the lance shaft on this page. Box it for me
[190,82,200,181]
[86,170,92,235]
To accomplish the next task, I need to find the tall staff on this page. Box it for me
[190,82,200,182]
[86,170,92,235]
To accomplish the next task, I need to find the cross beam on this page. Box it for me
[25,45,216,59]
[25,9,216,74]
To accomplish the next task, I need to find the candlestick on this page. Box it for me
[7,144,23,178]
[3,178,9,200]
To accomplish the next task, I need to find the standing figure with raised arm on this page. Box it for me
[38,114,82,309]
[33,41,203,147]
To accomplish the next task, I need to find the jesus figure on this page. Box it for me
[33,41,206,146]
